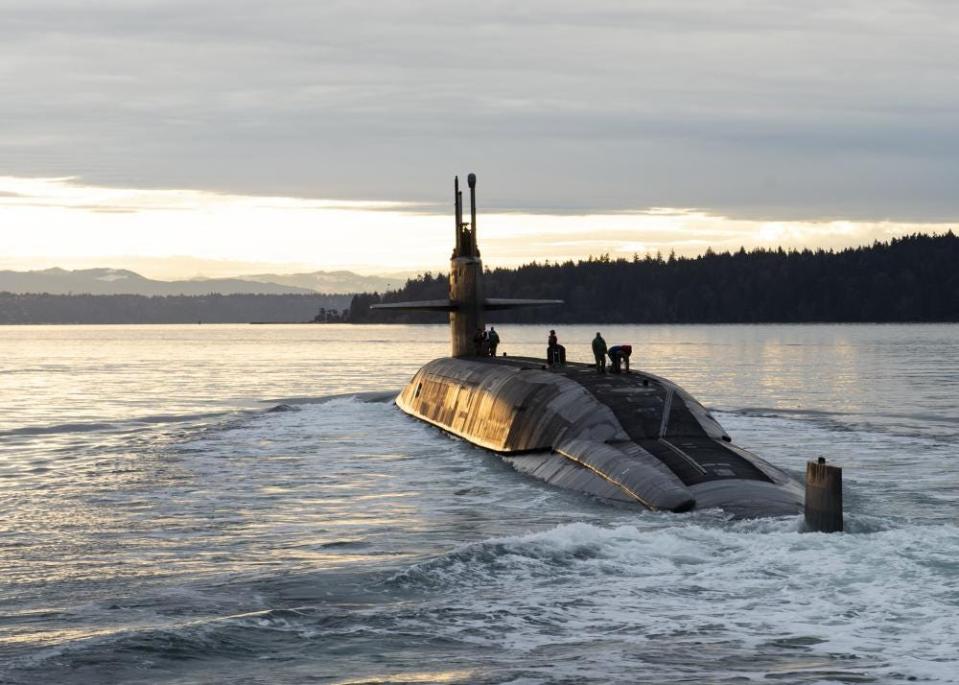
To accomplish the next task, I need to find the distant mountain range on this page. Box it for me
[242,270,403,294]
[0,267,403,296]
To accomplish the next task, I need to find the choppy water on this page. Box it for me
[1,323,957,684]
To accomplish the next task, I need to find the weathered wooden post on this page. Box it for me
[804,457,843,532]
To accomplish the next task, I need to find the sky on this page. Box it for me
[1,1,956,277]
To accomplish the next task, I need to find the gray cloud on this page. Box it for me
[1,0,957,220]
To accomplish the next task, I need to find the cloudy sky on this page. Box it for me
[1,1,956,276]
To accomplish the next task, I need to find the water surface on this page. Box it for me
[1,324,957,684]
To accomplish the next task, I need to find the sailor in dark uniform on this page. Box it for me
[473,328,487,356]
[592,332,607,372]
[487,326,500,356]
[546,330,566,366]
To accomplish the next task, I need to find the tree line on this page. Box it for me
[0,293,350,324]
[348,232,959,324]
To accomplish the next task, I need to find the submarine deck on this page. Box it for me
[466,355,772,487]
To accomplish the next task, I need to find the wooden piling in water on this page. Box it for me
[804,457,843,532]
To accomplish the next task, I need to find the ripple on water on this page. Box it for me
[2,324,959,684]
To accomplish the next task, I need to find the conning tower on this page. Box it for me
[450,174,484,356]
[372,173,561,356]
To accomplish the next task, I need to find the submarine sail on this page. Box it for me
[372,174,804,517]
[371,174,561,356]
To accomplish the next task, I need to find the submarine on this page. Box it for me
[373,173,805,517]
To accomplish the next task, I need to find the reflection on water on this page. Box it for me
[3,323,958,440]
[1,323,958,684]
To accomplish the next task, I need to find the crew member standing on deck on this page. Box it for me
[473,328,486,356]
[608,344,632,373]
[547,329,558,365]
[487,326,500,356]
[546,329,566,366]
[592,332,607,372]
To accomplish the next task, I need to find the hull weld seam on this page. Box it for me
[659,438,709,476]
[553,447,658,510]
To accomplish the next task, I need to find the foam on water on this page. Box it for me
[3,398,956,684]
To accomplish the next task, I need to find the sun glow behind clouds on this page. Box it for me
[0,176,952,277]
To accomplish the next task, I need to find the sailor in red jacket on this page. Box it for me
[607,344,632,373]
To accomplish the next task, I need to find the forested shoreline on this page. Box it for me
[349,233,959,324]
[0,293,350,324]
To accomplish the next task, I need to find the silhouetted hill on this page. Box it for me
[0,293,351,324]
[244,270,411,294]
[349,233,959,324]
[0,268,314,296]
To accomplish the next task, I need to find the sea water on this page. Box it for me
[1,323,957,684]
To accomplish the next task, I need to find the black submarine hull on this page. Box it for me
[374,173,806,519]
[396,355,803,517]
